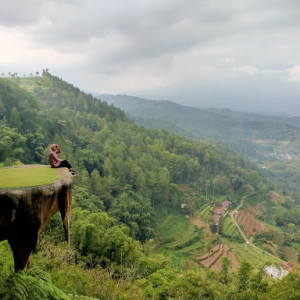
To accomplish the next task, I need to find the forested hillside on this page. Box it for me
[0,72,299,299]
[98,94,300,162]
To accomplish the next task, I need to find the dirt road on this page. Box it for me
[229,195,286,263]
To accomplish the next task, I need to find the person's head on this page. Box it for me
[50,144,61,153]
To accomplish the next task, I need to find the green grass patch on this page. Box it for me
[0,241,14,297]
[222,216,236,235]
[154,212,195,246]
[222,238,281,270]
[292,243,300,253]
[0,241,14,274]
[167,228,202,250]
[221,216,244,242]
[0,166,64,188]
[196,204,213,222]
[262,222,285,234]
[154,210,206,267]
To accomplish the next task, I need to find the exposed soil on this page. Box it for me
[236,205,264,238]
[204,235,213,241]
[268,190,282,204]
[190,215,213,241]
[197,243,239,272]
[190,217,210,233]
[177,184,199,196]
[177,184,193,192]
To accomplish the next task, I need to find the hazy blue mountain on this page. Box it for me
[96,94,300,162]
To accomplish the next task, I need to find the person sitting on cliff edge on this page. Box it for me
[48,144,78,176]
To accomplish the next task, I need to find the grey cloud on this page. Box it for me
[0,0,83,27]
[5,0,300,64]
[2,0,300,114]
[0,0,42,26]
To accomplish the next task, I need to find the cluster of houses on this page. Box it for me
[181,200,232,225]
[267,151,300,161]
[212,200,231,225]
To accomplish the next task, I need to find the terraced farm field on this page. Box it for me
[154,211,208,267]
[155,212,204,250]
[196,204,214,222]
[197,243,239,272]
[222,238,281,269]
[222,216,244,242]
[236,205,263,238]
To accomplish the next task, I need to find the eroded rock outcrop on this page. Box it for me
[0,168,73,271]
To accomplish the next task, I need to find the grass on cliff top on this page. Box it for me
[0,166,64,189]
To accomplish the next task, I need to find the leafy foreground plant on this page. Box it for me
[3,268,96,300]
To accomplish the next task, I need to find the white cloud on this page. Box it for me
[0,26,83,75]
[232,66,258,76]
[287,66,300,82]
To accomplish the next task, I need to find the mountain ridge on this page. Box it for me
[96,93,300,162]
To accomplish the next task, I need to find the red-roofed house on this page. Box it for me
[212,207,226,225]
[220,200,231,208]
[213,207,226,216]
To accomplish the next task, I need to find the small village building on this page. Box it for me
[181,203,187,209]
[212,207,226,225]
[220,200,231,208]
[213,207,226,216]
[264,265,288,279]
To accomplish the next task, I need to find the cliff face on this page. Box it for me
[0,169,73,271]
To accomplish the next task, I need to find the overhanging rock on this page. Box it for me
[0,165,73,271]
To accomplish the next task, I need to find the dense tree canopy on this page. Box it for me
[0,73,299,299]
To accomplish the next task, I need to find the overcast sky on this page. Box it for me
[1,0,300,114]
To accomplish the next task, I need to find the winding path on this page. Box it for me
[229,195,287,263]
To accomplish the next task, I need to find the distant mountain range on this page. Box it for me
[96,94,300,162]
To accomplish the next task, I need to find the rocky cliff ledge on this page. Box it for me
[0,165,73,271]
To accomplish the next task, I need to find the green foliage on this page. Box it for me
[0,241,14,297]
[1,73,299,299]
[0,78,39,134]
[6,268,71,300]
[237,261,252,292]
[254,226,285,247]
[11,72,259,241]
[109,191,153,240]
[99,94,300,164]
[9,106,22,130]
[265,273,300,300]
[222,216,244,243]
[220,257,230,284]
[197,203,214,222]
[71,210,141,267]
[0,125,27,165]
